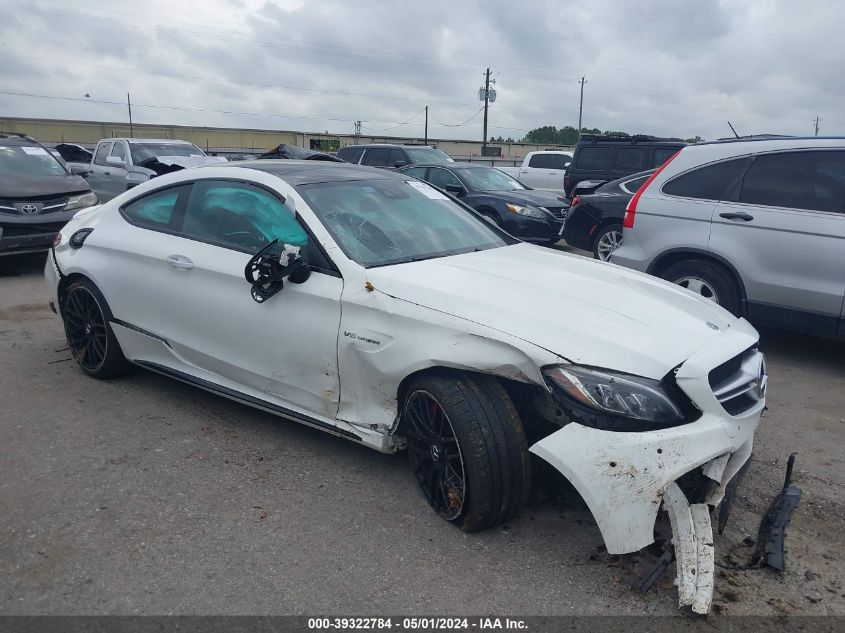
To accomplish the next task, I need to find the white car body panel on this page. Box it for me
[45,164,767,612]
[498,151,573,191]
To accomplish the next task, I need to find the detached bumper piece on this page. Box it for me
[663,483,715,614]
[750,453,801,572]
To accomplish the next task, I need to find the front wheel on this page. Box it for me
[660,259,741,316]
[592,223,623,261]
[402,372,530,532]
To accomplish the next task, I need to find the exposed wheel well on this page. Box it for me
[648,251,747,313]
[394,366,554,444]
[56,273,91,312]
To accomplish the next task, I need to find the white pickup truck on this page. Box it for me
[498,150,573,192]
[86,138,226,202]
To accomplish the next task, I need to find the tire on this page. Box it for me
[61,278,133,378]
[592,223,623,261]
[402,372,531,532]
[660,259,741,316]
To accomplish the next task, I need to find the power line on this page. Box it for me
[362,108,427,132]
[0,52,477,107]
[0,89,417,126]
[430,106,485,127]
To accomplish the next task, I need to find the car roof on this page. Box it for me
[340,144,437,149]
[218,159,411,185]
[101,138,197,144]
[399,162,487,170]
[0,134,39,146]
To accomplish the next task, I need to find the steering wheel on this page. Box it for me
[333,213,400,256]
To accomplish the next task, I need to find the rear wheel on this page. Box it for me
[402,372,530,532]
[61,279,132,378]
[592,223,623,261]
[660,259,741,316]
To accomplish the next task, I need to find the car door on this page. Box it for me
[708,149,845,335]
[104,141,130,199]
[154,178,344,419]
[427,166,464,195]
[361,147,390,169]
[520,153,552,188]
[86,142,113,200]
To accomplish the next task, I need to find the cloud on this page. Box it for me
[0,0,841,141]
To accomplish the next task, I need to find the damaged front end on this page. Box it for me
[527,323,775,614]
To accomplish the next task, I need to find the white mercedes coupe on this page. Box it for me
[45,161,768,613]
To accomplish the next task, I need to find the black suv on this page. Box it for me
[0,133,98,255]
[564,134,685,196]
[336,144,454,169]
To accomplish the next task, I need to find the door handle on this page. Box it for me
[103,171,111,176]
[166,254,194,270]
[719,211,754,222]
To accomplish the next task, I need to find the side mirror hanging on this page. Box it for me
[244,240,310,303]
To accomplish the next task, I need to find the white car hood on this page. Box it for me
[367,243,737,379]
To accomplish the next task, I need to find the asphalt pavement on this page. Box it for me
[1,251,843,616]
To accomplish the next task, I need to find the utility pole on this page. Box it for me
[424,106,428,145]
[127,92,134,138]
[577,76,587,140]
[354,120,361,142]
[814,116,820,136]
[482,67,491,151]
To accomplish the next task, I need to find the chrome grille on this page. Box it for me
[543,206,569,220]
[709,347,767,415]
[0,196,69,215]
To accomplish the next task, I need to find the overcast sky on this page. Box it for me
[1,0,842,142]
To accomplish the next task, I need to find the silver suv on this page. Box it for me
[611,137,845,338]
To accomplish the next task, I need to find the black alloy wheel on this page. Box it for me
[64,285,109,372]
[404,390,466,521]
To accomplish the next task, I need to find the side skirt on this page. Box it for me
[133,359,362,443]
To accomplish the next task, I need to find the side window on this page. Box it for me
[528,154,556,169]
[181,180,308,253]
[740,150,845,213]
[93,143,112,166]
[362,148,389,166]
[553,154,571,170]
[110,142,126,162]
[337,147,364,164]
[622,175,649,194]
[614,148,648,171]
[428,168,462,190]
[122,185,189,230]
[401,167,428,180]
[663,158,748,201]
[388,148,407,166]
[574,147,610,170]
[653,147,679,167]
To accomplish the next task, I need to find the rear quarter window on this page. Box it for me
[337,147,364,164]
[662,157,748,200]
[574,147,610,170]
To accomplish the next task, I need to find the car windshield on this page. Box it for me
[457,167,526,191]
[297,178,510,268]
[129,143,206,163]
[405,147,454,163]
[0,143,68,177]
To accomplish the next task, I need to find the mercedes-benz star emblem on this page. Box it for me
[706,322,720,330]
[430,444,440,462]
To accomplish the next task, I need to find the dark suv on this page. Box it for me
[336,144,454,169]
[0,133,98,255]
[564,135,685,196]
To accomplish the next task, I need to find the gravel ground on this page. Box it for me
[1,250,843,616]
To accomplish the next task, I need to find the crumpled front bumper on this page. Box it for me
[529,318,763,613]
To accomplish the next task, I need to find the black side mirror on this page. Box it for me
[443,183,465,196]
[69,164,91,177]
[394,160,407,168]
[244,240,310,303]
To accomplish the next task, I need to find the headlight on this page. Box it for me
[65,192,98,211]
[505,203,547,219]
[544,365,685,426]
